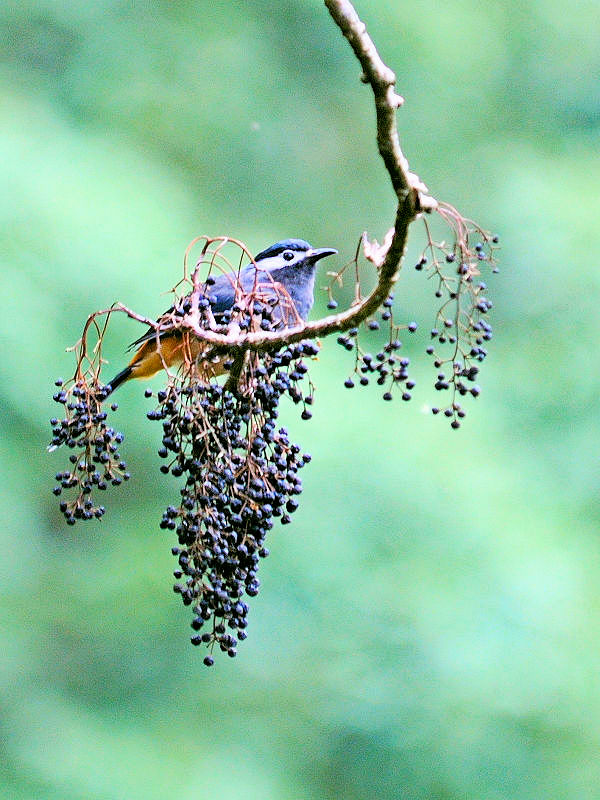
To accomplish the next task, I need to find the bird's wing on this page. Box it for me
[127,270,246,351]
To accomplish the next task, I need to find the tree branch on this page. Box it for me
[325,0,428,205]
[76,0,436,366]
[162,0,436,354]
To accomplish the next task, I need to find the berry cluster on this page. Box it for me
[48,229,498,661]
[323,239,418,401]
[48,252,320,664]
[416,205,498,428]
[323,215,496,424]
[335,297,418,401]
[49,381,128,523]
[146,340,317,664]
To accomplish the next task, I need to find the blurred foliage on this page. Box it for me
[1,0,599,798]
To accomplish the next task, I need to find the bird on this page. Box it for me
[102,239,337,397]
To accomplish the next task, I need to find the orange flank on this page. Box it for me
[127,333,226,380]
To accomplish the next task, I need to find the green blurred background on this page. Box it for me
[2,1,599,798]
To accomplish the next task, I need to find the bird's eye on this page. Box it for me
[282,250,294,262]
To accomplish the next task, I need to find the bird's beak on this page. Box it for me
[307,247,338,263]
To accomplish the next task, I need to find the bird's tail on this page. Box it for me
[101,365,133,399]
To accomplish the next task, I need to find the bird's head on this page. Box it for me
[253,239,337,273]
[249,239,337,322]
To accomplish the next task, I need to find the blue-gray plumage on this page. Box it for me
[103,239,337,395]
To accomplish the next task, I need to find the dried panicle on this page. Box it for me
[49,380,128,523]
[149,337,317,662]
[416,203,498,429]
[324,204,497,417]
[324,236,417,402]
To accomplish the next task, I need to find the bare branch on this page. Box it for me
[69,1,444,368]
[167,0,437,354]
[325,0,426,205]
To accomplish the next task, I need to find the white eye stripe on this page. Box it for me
[255,252,301,271]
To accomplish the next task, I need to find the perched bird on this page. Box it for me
[103,239,337,396]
